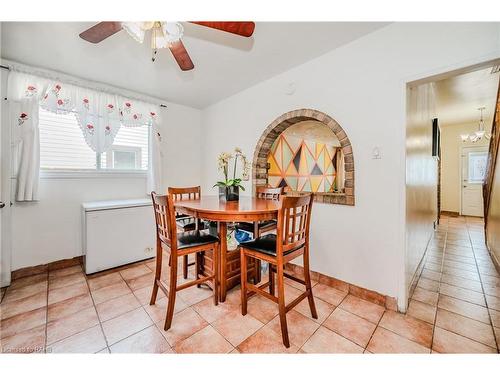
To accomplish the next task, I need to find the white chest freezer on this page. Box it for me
[82,198,156,274]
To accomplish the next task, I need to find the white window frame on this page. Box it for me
[104,145,142,171]
[38,108,149,179]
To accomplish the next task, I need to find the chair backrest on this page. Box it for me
[168,186,201,201]
[276,194,313,256]
[151,192,178,252]
[256,186,283,200]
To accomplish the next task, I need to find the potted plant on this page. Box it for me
[214,148,250,201]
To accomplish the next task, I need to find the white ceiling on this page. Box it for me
[435,67,499,128]
[1,22,388,108]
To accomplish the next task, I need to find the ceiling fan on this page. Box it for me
[79,21,255,71]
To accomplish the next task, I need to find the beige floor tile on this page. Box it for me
[302,326,363,353]
[48,281,89,305]
[406,299,436,324]
[237,326,299,353]
[266,310,320,347]
[485,294,500,311]
[133,285,165,305]
[87,272,123,291]
[8,274,47,291]
[489,309,500,328]
[432,327,496,353]
[416,277,439,292]
[411,287,438,306]
[155,307,208,346]
[125,273,155,291]
[294,295,334,323]
[49,265,82,278]
[440,274,483,292]
[0,307,46,339]
[0,291,47,320]
[119,264,152,281]
[48,272,86,290]
[246,295,279,324]
[339,295,385,323]
[435,308,496,348]
[311,284,347,306]
[110,325,170,353]
[439,283,486,306]
[193,296,240,323]
[91,280,131,304]
[0,324,46,353]
[174,325,233,353]
[46,306,99,345]
[177,285,215,306]
[144,296,188,323]
[2,281,47,304]
[379,310,433,348]
[211,311,263,346]
[101,307,153,345]
[366,327,429,354]
[323,307,376,347]
[438,295,490,323]
[96,293,141,322]
[47,325,107,353]
[47,293,93,322]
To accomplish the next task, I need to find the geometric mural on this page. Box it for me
[267,133,341,193]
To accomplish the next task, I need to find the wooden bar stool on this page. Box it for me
[150,192,219,330]
[235,186,283,282]
[168,186,205,279]
[239,193,317,348]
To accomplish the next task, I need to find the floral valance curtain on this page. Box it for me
[9,72,160,154]
[8,71,162,201]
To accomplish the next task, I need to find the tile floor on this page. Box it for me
[1,215,499,353]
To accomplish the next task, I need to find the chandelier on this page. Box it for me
[121,22,184,62]
[460,107,491,143]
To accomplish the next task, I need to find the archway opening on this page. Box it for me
[252,109,354,205]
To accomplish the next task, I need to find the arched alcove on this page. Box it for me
[252,109,355,205]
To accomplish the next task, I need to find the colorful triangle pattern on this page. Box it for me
[267,133,338,193]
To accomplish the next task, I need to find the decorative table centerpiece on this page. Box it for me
[214,147,250,201]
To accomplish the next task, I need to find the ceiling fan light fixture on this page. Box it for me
[122,22,145,43]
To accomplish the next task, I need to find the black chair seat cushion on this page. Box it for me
[235,220,277,233]
[240,234,302,257]
[176,217,206,231]
[177,230,218,250]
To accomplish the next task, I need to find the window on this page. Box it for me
[39,107,149,172]
[468,151,488,184]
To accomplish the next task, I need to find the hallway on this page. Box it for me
[408,214,499,353]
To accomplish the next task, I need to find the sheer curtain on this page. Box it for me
[8,71,162,201]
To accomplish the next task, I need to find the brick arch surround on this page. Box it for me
[252,109,355,205]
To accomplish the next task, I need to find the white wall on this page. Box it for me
[440,122,491,213]
[200,23,500,309]
[9,102,202,270]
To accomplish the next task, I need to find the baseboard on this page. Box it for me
[440,210,459,217]
[11,256,83,281]
[284,263,398,312]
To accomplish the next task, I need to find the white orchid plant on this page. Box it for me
[214,147,250,191]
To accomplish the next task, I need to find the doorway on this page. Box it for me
[460,146,488,217]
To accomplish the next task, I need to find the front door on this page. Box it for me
[461,146,488,217]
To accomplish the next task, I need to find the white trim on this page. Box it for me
[39,169,147,180]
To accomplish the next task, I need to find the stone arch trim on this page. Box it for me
[252,108,355,205]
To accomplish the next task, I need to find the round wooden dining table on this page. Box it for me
[174,196,280,302]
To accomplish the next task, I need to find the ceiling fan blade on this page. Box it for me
[169,40,194,71]
[79,22,123,43]
[189,22,255,37]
